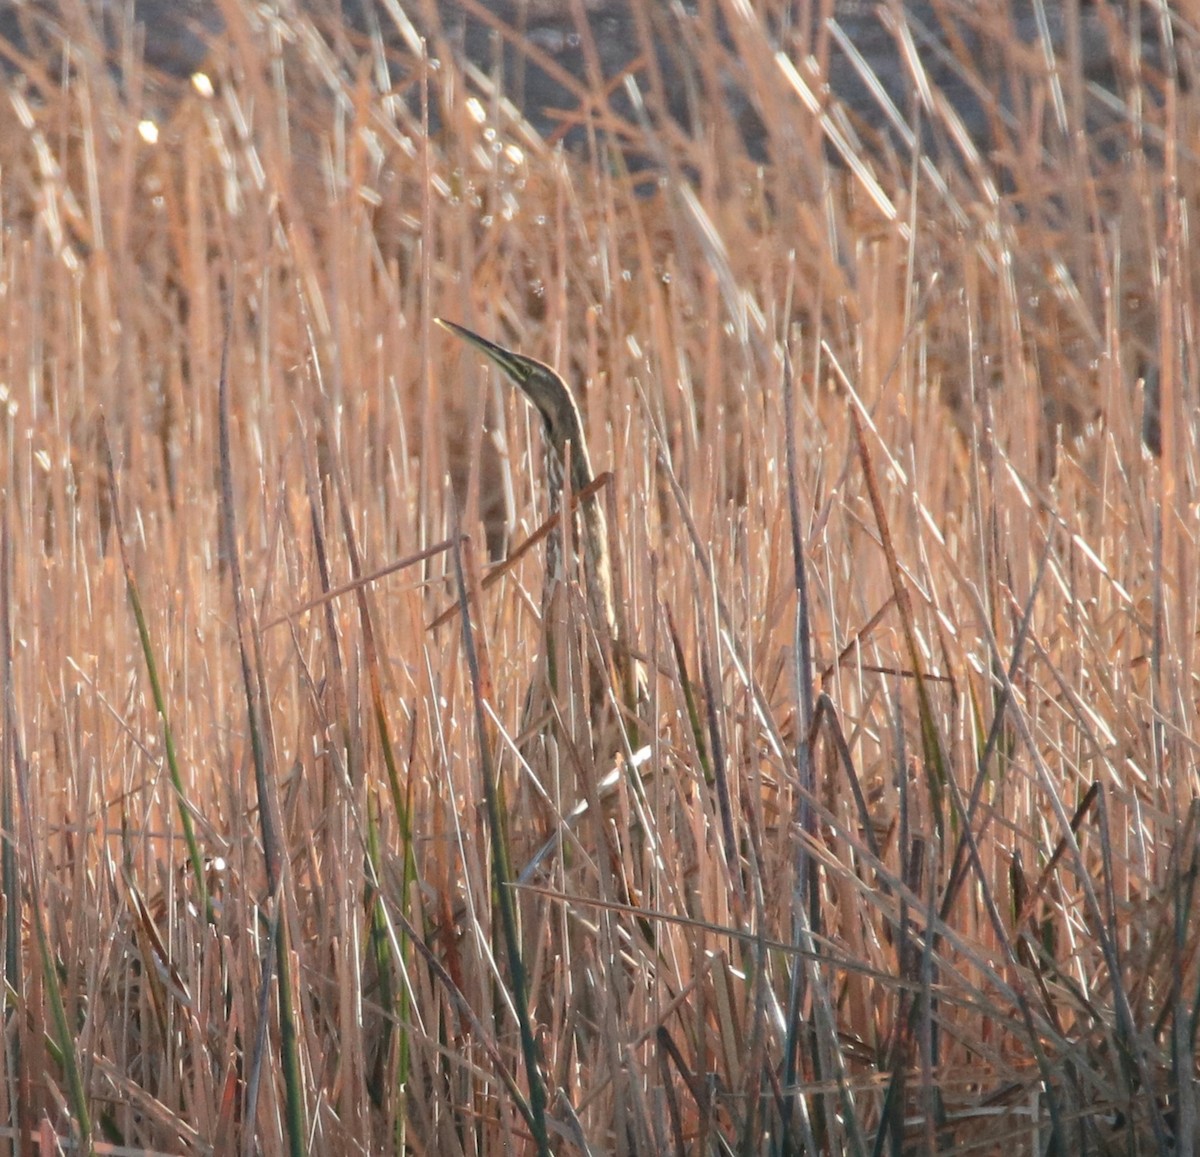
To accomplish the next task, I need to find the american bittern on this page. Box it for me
[435,318,641,741]
[439,319,655,971]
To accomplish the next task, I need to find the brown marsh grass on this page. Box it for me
[0,1,1197,1152]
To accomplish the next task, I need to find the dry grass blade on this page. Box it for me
[101,420,211,922]
[6,503,90,1147]
[850,405,948,835]
[216,315,306,1154]
[262,536,456,632]
[452,532,551,1154]
[5,552,90,1147]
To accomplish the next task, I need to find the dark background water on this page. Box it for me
[0,2,1181,167]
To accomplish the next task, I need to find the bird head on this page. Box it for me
[436,317,591,489]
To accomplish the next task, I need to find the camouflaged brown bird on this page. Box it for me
[436,318,644,755]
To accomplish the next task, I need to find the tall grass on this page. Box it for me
[0,1,1195,1152]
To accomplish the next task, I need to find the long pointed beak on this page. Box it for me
[435,317,534,387]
